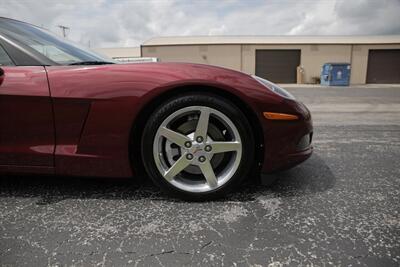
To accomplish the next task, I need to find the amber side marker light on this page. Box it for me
[263,112,299,120]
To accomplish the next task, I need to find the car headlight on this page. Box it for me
[252,75,295,100]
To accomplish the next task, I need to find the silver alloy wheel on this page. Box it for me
[153,106,242,193]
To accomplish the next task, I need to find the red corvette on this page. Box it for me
[0,18,313,200]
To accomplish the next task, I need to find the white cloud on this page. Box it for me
[209,25,227,35]
[0,0,399,48]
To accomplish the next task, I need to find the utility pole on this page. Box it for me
[58,25,69,38]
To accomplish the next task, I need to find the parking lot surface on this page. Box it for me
[1,86,399,266]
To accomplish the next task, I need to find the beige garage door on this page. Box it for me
[255,50,301,83]
[366,50,400,83]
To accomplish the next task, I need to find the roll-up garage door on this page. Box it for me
[255,50,300,83]
[366,49,400,83]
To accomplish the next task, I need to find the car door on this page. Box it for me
[0,44,55,168]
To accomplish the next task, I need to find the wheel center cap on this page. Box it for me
[193,146,203,154]
[191,142,204,153]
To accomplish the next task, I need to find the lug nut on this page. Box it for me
[196,136,203,143]
[198,156,206,162]
[205,145,212,152]
[186,153,194,160]
[184,141,192,148]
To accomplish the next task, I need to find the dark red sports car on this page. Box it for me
[0,18,313,200]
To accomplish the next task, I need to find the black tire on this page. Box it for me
[141,93,255,200]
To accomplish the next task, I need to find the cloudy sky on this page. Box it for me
[1,0,399,48]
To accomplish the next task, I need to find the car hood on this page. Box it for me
[113,61,251,80]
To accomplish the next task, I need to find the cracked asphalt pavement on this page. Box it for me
[1,86,399,266]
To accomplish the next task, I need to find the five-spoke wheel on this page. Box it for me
[141,93,254,200]
[153,106,242,192]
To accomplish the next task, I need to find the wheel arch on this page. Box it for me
[129,84,264,178]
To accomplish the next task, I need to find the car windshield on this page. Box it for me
[0,18,115,65]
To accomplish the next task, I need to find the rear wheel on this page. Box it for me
[141,93,255,200]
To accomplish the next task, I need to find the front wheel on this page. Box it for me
[141,93,255,200]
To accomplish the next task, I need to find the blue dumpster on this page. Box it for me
[320,63,351,86]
